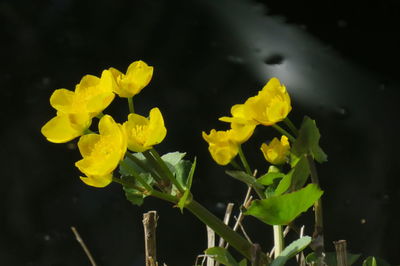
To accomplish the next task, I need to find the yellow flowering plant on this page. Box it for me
[260,136,290,165]
[43,61,382,266]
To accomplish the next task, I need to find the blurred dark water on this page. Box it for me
[1,0,400,265]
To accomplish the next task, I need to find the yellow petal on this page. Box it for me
[77,134,101,157]
[260,136,290,165]
[145,107,167,147]
[202,129,239,165]
[98,115,121,136]
[75,151,120,176]
[75,115,126,176]
[230,124,256,144]
[41,114,86,143]
[266,98,290,123]
[261,77,282,93]
[109,67,129,97]
[123,109,166,152]
[125,60,153,90]
[50,89,75,113]
[75,74,100,94]
[209,144,238,166]
[114,60,154,98]
[80,173,113,188]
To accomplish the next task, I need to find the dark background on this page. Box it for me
[1,0,400,265]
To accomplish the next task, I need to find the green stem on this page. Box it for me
[229,160,242,170]
[272,124,296,142]
[273,225,284,258]
[112,176,144,192]
[126,152,163,183]
[96,112,105,119]
[83,128,95,134]
[150,189,178,203]
[128,97,135,113]
[149,149,185,193]
[119,160,154,192]
[305,154,325,260]
[238,145,252,175]
[284,117,298,136]
[186,200,253,260]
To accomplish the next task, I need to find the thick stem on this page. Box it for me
[273,225,284,258]
[334,240,348,266]
[143,211,158,266]
[186,200,253,260]
[128,97,135,113]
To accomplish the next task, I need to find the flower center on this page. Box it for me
[131,124,149,145]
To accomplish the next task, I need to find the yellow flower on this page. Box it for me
[219,104,257,126]
[50,70,116,117]
[41,70,116,143]
[260,135,290,165]
[123,107,167,152]
[41,112,91,143]
[219,104,257,143]
[109,60,153,98]
[202,129,240,166]
[244,78,291,126]
[75,115,127,187]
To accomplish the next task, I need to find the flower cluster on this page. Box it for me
[41,60,166,187]
[202,77,291,166]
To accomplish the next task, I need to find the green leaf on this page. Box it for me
[274,173,292,196]
[123,186,145,206]
[121,174,153,206]
[205,247,239,266]
[120,153,148,176]
[363,257,378,266]
[306,252,361,266]
[257,172,285,186]
[160,151,194,191]
[363,256,390,266]
[238,259,247,266]
[305,252,318,265]
[226,170,264,190]
[271,236,312,266]
[177,157,196,212]
[174,159,194,189]
[289,155,310,191]
[161,151,186,169]
[292,116,327,163]
[245,184,323,225]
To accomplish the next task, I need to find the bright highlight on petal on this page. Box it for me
[260,135,290,165]
[41,113,91,143]
[123,107,167,152]
[75,115,127,187]
[110,60,153,98]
